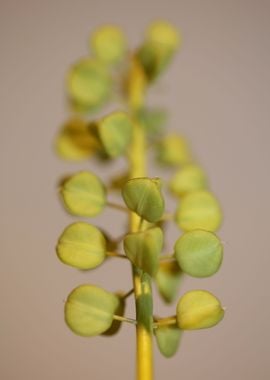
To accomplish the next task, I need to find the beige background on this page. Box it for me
[1,0,270,379]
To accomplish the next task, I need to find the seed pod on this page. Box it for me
[155,325,182,358]
[175,190,222,232]
[169,164,207,196]
[124,227,163,276]
[98,111,133,157]
[56,222,107,270]
[176,290,224,330]
[157,134,192,167]
[65,285,120,336]
[55,118,99,161]
[174,230,223,278]
[67,58,111,112]
[60,171,106,217]
[138,21,181,80]
[156,260,183,303]
[138,107,167,137]
[90,25,127,65]
[122,177,164,222]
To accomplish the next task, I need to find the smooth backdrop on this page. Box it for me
[1,1,270,379]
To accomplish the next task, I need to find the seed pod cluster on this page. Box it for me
[55,21,225,366]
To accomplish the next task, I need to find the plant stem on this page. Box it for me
[128,120,153,380]
[153,316,177,328]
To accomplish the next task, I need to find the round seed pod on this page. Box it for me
[175,190,222,232]
[98,111,133,158]
[122,177,165,223]
[90,25,127,65]
[67,58,111,112]
[65,285,119,337]
[60,171,106,217]
[157,134,192,167]
[55,118,99,161]
[176,290,224,330]
[138,21,181,80]
[169,164,207,196]
[174,230,223,278]
[56,222,107,270]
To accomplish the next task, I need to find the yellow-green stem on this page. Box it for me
[128,120,153,380]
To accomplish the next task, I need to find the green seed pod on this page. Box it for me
[90,25,127,65]
[55,118,99,161]
[138,21,181,81]
[175,190,222,232]
[56,222,106,270]
[65,285,120,336]
[169,164,207,196]
[122,177,165,223]
[138,107,167,137]
[156,260,182,303]
[157,134,192,167]
[60,171,106,217]
[124,227,163,276]
[155,325,182,358]
[174,230,223,278]
[98,111,133,158]
[176,290,224,330]
[67,58,111,112]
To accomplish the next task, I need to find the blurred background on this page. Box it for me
[1,0,270,379]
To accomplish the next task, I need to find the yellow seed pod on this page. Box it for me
[65,285,120,337]
[55,118,99,161]
[138,21,181,80]
[157,134,192,166]
[169,164,207,196]
[56,222,107,270]
[126,57,147,110]
[175,190,222,232]
[146,20,180,51]
[60,171,106,217]
[90,25,127,65]
[67,58,111,112]
[176,290,224,330]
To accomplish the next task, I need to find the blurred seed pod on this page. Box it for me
[60,171,106,217]
[175,190,223,232]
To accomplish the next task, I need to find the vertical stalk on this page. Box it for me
[128,120,153,380]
